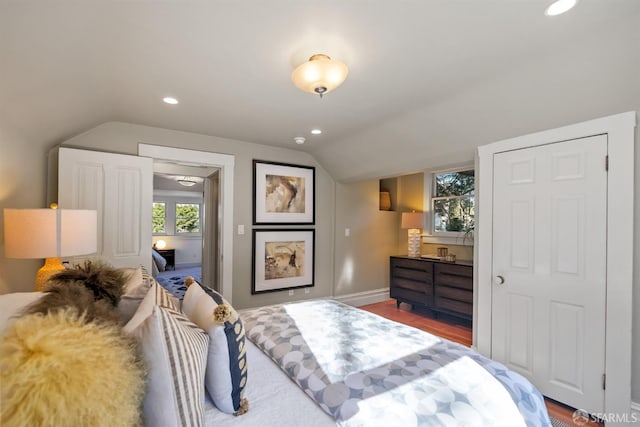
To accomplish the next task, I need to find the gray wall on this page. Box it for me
[333,179,399,295]
[0,123,52,293]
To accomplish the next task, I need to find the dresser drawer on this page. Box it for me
[390,286,433,307]
[392,277,432,294]
[435,286,472,304]
[390,257,435,309]
[434,263,472,290]
[434,296,473,317]
[391,258,433,284]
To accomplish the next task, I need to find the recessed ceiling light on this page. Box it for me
[163,96,179,105]
[545,0,578,16]
[310,129,322,135]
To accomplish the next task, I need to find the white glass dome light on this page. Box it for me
[163,96,179,105]
[291,54,349,98]
[177,176,197,186]
[545,0,578,16]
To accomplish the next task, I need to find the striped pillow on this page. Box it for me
[182,281,249,415]
[124,283,208,427]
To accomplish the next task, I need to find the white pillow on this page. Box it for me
[117,267,150,323]
[0,292,42,334]
[182,281,249,415]
[124,282,208,427]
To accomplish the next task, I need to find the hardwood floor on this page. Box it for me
[360,299,603,426]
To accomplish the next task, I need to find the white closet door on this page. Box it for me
[57,147,152,272]
[491,135,607,413]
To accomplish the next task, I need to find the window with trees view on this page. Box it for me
[152,203,166,233]
[176,203,200,233]
[433,169,474,233]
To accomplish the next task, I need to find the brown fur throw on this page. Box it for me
[24,260,131,325]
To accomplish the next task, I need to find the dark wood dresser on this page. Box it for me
[390,256,473,321]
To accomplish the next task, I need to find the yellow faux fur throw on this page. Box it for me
[0,308,146,427]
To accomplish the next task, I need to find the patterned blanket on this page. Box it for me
[241,300,551,427]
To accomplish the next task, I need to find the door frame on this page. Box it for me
[138,144,235,303]
[475,112,636,416]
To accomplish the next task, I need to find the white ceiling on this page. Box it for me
[2,0,639,181]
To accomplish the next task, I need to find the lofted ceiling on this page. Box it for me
[1,0,639,181]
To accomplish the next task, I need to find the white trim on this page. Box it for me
[475,111,636,418]
[333,288,390,307]
[138,144,235,304]
[422,234,473,246]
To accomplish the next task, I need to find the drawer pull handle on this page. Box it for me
[495,275,505,285]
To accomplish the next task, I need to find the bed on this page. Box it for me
[210,299,551,427]
[1,277,552,427]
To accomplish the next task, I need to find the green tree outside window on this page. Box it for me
[152,202,166,233]
[176,203,200,233]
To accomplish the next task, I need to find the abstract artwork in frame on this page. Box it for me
[252,229,315,294]
[253,160,315,225]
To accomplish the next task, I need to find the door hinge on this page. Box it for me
[605,155,609,171]
[602,373,606,390]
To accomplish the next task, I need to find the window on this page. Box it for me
[432,169,474,233]
[152,202,166,233]
[176,203,200,233]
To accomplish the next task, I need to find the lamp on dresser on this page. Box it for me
[3,205,98,291]
[401,211,424,258]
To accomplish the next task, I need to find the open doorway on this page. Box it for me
[150,162,219,298]
[138,144,235,303]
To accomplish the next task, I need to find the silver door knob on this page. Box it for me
[495,275,505,285]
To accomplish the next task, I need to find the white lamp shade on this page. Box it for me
[401,212,424,229]
[4,208,97,259]
[291,54,349,96]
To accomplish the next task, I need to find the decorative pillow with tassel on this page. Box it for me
[182,277,249,416]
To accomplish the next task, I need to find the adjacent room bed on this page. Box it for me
[152,248,201,298]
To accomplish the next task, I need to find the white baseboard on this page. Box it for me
[333,288,390,307]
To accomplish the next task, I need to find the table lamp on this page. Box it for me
[4,206,98,291]
[401,211,424,258]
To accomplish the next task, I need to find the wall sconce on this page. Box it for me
[4,206,98,291]
[401,211,424,258]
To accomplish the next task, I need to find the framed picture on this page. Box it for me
[252,229,315,294]
[253,160,315,225]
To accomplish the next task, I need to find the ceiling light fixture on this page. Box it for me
[294,136,306,145]
[163,96,179,105]
[545,0,578,16]
[177,176,197,187]
[310,129,322,135]
[291,54,348,98]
